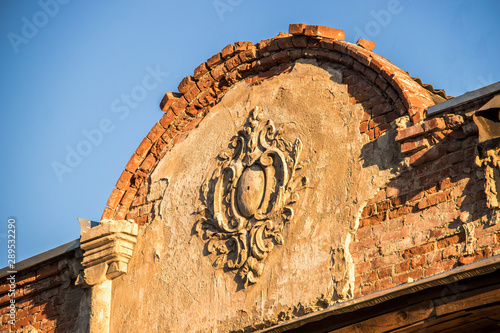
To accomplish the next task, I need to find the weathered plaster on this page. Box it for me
[110,60,402,332]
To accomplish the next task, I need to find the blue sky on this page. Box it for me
[1,0,499,267]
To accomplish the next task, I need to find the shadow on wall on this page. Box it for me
[352,117,499,298]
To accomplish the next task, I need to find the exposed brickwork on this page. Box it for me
[351,111,500,298]
[0,252,87,332]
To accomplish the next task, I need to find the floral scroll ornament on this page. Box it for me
[196,108,308,287]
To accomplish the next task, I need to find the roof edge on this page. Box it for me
[259,254,500,333]
[428,81,500,116]
[0,239,80,279]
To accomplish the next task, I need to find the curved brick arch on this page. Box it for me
[102,24,435,222]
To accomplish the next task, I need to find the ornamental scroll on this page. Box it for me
[196,108,308,287]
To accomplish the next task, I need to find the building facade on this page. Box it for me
[2,24,500,332]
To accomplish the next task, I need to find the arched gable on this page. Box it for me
[102,24,435,223]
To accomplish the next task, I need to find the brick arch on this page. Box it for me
[101,24,435,222]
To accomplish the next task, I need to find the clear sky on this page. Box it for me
[1,0,499,267]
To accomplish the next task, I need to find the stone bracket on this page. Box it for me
[80,219,138,286]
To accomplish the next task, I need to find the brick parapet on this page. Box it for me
[102,24,436,222]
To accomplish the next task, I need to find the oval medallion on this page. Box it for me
[236,164,266,217]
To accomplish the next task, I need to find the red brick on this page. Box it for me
[225,54,243,71]
[225,70,243,84]
[290,35,307,48]
[360,213,385,228]
[411,255,426,269]
[40,318,55,330]
[355,261,371,275]
[390,194,406,207]
[350,237,377,253]
[356,38,376,51]
[125,152,143,172]
[366,129,375,141]
[182,116,204,133]
[424,118,446,132]
[389,218,404,230]
[211,63,228,81]
[359,121,369,133]
[160,92,181,111]
[207,52,223,68]
[404,242,435,258]
[442,245,460,258]
[388,204,415,219]
[361,284,376,296]
[356,226,372,240]
[221,44,235,59]
[106,188,125,209]
[419,168,451,188]
[234,41,253,52]
[115,170,134,191]
[401,138,429,154]
[196,73,215,91]
[378,266,393,279]
[198,89,216,107]
[177,75,195,94]
[425,259,455,277]
[436,232,464,249]
[410,110,425,124]
[185,102,203,117]
[303,25,345,40]
[444,114,464,128]
[361,204,375,218]
[395,124,424,142]
[404,92,433,112]
[289,23,307,35]
[193,62,208,79]
[239,48,258,63]
[380,228,409,242]
[393,269,424,285]
[119,187,137,208]
[146,122,164,143]
[368,189,387,204]
[376,199,391,212]
[371,254,397,270]
[418,190,451,209]
[159,109,176,129]
[273,37,293,50]
[183,84,201,102]
[429,227,447,240]
[369,115,385,129]
[272,50,292,64]
[170,96,189,115]
[307,37,322,48]
[426,250,443,265]
[372,222,387,236]
[410,146,445,166]
[101,207,114,220]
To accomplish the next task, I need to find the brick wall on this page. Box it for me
[0,251,88,332]
[351,108,500,298]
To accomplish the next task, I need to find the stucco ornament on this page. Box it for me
[476,145,500,224]
[196,108,308,286]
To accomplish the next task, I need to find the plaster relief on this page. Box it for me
[196,108,308,286]
[476,145,500,220]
